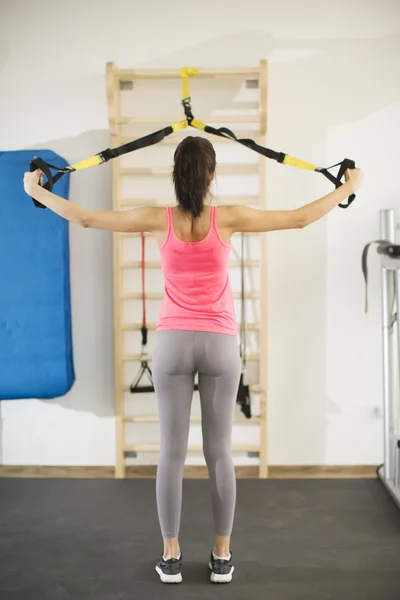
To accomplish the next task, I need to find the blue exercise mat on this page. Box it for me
[0,150,75,399]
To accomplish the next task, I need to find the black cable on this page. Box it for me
[241,232,246,368]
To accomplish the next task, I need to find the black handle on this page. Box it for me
[141,325,148,347]
[30,157,55,209]
[337,158,356,209]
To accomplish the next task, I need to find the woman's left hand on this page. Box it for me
[23,169,42,195]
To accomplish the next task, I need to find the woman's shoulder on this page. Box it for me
[142,206,169,232]
[215,204,242,228]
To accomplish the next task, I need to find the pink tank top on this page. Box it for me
[157,206,237,336]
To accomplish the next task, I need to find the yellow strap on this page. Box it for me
[283,155,318,171]
[70,155,103,171]
[172,120,189,133]
[180,66,199,100]
[190,118,206,132]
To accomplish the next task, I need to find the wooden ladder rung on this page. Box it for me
[120,195,260,207]
[124,444,260,453]
[122,322,260,332]
[120,164,258,176]
[123,323,157,331]
[121,259,260,269]
[123,414,261,424]
[115,67,261,80]
[119,231,152,238]
[122,291,260,300]
[119,133,264,146]
[122,352,260,361]
[118,115,260,125]
[122,383,261,393]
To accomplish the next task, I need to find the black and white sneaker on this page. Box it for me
[155,554,183,584]
[209,550,234,583]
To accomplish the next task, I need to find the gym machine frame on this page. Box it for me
[376,209,400,508]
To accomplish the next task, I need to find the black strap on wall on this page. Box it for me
[30,157,63,208]
[29,67,357,211]
[203,125,356,209]
[130,233,154,394]
[318,159,356,208]
[236,233,252,419]
[129,359,154,394]
[29,125,176,206]
[204,125,284,163]
[100,125,175,163]
[240,232,247,371]
[361,240,400,313]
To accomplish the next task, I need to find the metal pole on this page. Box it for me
[380,210,396,242]
[381,267,392,480]
[380,210,396,480]
[395,269,400,485]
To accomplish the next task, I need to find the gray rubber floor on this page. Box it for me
[0,478,400,600]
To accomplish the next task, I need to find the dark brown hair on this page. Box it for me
[172,136,216,219]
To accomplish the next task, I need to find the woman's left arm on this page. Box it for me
[24,170,162,233]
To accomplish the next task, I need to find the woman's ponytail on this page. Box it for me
[173,136,216,219]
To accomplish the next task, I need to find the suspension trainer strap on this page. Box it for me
[130,232,155,393]
[130,362,154,394]
[180,66,198,124]
[29,157,55,208]
[318,159,356,208]
[180,67,357,208]
[236,232,251,419]
[240,232,246,368]
[29,122,187,208]
[30,65,357,211]
[192,123,356,208]
[141,232,148,351]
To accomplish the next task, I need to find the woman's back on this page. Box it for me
[169,205,213,243]
[157,205,237,335]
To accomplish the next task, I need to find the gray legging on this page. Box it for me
[152,330,241,539]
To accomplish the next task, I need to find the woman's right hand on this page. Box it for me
[345,167,363,193]
[23,169,43,196]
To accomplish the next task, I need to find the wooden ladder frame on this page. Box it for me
[105,61,268,479]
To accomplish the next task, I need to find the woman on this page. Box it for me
[24,137,363,585]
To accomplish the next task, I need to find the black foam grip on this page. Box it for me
[30,157,54,209]
[338,158,356,209]
[141,326,148,347]
[130,384,155,394]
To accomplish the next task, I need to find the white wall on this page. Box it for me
[1,0,399,466]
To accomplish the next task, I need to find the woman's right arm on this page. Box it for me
[226,168,363,233]
[24,170,165,233]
